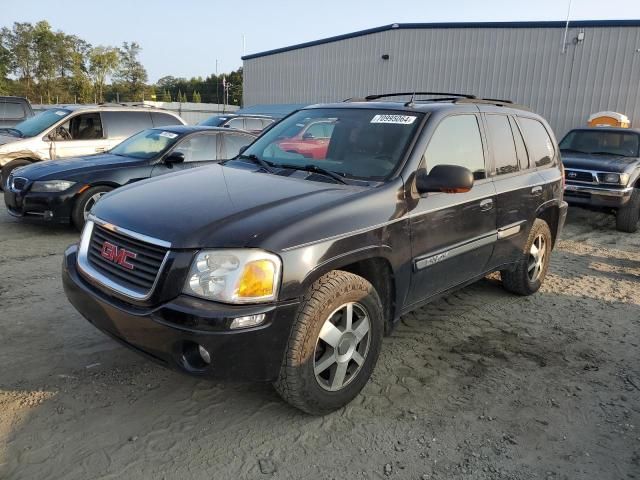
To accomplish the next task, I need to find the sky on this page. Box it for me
[3,0,640,82]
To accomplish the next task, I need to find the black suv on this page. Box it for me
[62,93,567,415]
[560,127,640,232]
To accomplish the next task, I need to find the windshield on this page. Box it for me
[239,108,423,181]
[110,129,181,159]
[14,109,71,137]
[560,130,639,157]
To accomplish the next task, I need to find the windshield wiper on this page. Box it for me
[588,151,623,156]
[279,164,348,185]
[0,127,23,138]
[237,154,275,173]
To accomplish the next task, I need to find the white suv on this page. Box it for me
[0,105,185,188]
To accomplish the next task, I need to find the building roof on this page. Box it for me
[242,20,640,60]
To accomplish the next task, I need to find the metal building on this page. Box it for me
[242,20,640,136]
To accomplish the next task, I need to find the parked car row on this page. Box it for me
[3,92,638,415]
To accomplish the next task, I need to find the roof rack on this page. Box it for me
[345,92,528,110]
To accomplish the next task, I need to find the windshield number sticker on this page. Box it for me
[55,110,67,116]
[370,114,417,125]
[158,131,178,139]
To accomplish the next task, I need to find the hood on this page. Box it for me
[92,164,373,250]
[0,133,21,146]
[561,151,639,173]
[15,154,143,180]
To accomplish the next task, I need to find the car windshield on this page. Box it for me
[560,130,639,157]
[14,109,71,137]
[238,108,423,181]
[198,115,229,127]
[110,129,181,159]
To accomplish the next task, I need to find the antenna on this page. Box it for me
[404,92,417,107]
[561,0,573,53]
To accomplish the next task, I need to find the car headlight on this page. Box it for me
[183,249,281,304]
[599,172,630,185]
[30,180,76,192]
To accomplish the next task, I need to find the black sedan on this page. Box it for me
[4,125,256,229]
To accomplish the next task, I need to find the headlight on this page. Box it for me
[183,249,281,304]
[599,173,630,185]
[30,180,76,192]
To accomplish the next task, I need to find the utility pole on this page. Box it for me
[216,59,219,107]
[561,0,573,53]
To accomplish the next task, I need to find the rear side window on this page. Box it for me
[486,114,518,175]
[518,117,555,168]
[423,114,486,179]
[226,118,246,130]
[0,101,25,120]
[221,133,254,159]
[151,112,180,127]
[102,111,153,139]
[245,118,264,131]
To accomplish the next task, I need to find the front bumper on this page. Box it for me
[563,183,633,209]
[4,186,75,223]
[62,244,299,382]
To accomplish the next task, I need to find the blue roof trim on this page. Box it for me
[242,20,640,60]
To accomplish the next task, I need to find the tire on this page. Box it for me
[71,186,113,230]
[1,159,33,191]
[616,187,640,233]
[274,270,384,415]
[501,218,553,296]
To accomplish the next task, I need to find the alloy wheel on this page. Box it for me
[313,302,371,392]
[83,192,106,220]
[527,234,547,282]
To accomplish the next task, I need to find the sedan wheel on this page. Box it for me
[527,234,547,282]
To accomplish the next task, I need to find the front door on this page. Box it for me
[406,113,497,306]
[51,112,111,159]
[151,133,221,177]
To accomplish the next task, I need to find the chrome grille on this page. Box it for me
[84,222,169,297]
[565,170,595,183]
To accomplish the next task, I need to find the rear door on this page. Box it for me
[484,113,541,268]
[406,113,497,306]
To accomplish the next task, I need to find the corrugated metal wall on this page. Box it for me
[243,25,640,137]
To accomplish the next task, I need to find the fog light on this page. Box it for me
[198,345,211,364]
[44,210,54,220]
[230,313,266,330]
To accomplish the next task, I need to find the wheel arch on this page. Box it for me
[536,200,561,248]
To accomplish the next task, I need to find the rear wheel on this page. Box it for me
[1,158,33,191]
[274,270,384,415]
[616,188,640,233]
[501,219,552,296]
[72,186,112,230]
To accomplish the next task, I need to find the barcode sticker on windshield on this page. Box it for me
[370,114,417,125]
[55,110,67,116]
[158,131,178,139]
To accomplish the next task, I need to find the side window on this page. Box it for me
[102,111,153,139]
[151,112,180,127]
[0,101,25,120]
[423,114,486,179]
[245,118,264,131]
[222,133,254,159]
[56,113,104,141]
[486,114,518,175]
[261,119,275,129]
[518,117,555,168]
[173,135,218,162]
[305,122,334,139]
[509,117,529,169]
[226,118,246,130]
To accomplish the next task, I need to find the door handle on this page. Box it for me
[531,186,543,196]
[479,198,493,211]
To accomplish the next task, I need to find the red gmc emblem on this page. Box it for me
[100,241,137,270]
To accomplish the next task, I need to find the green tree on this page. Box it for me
[161,89,172,102]
[114,41,147,101]
[89,46,119,102]
[192,90,201,103]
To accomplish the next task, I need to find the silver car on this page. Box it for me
[0,105,185,188]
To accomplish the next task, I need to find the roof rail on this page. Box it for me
[349,92,529,110]
[362,91,476,102]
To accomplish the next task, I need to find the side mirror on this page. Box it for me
[165,151,185,164]
[302,133,314,140]
[416,164,474,194]
[238,145,248,155]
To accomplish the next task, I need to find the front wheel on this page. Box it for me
[616,188,640,233]
[501,218,553,296]
[274,270,384,415]
[72,186,113,230]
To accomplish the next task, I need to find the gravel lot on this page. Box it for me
[0,206,638,480]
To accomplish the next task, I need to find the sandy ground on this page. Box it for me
[0,206,638,480]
